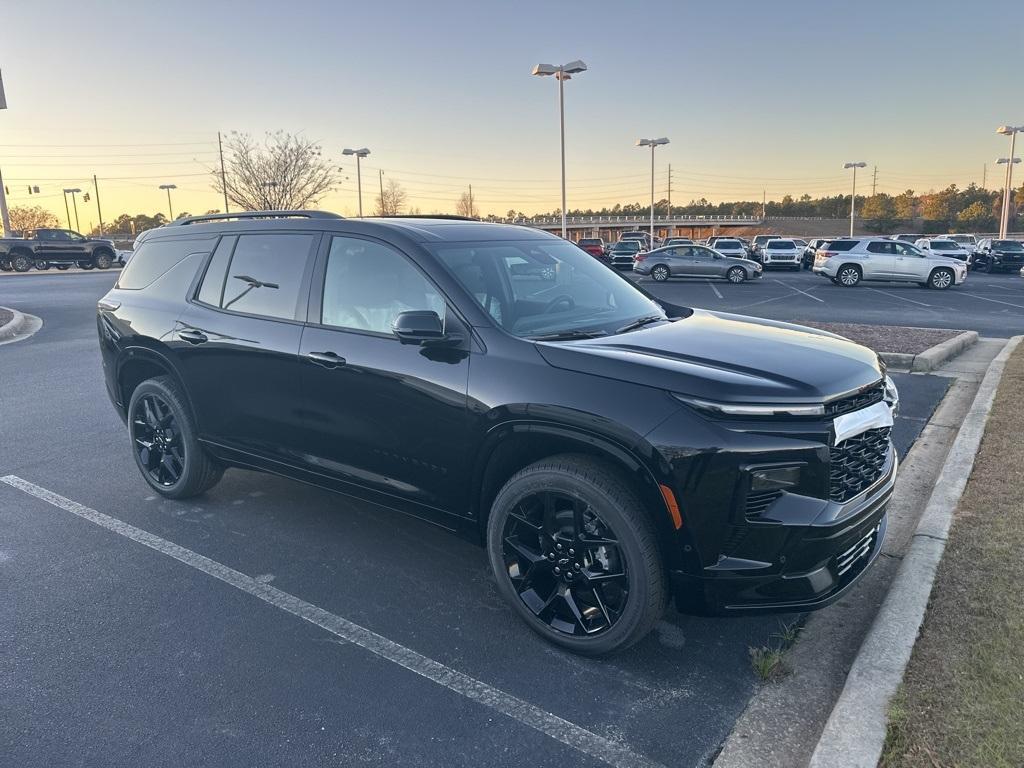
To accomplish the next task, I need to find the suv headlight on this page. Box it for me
[672,394,825,417]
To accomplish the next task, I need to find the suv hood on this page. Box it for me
[536,309,882,404]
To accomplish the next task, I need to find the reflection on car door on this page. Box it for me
[298,234,472,525]
[689,246,719,277]
[891,242,927,281]
[864,241,895,279]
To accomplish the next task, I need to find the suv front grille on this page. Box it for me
[825,382,884,418]
[829,427,891,502]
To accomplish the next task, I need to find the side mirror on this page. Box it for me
[392,310,461,347]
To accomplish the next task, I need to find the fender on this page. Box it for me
[115,343,199,426]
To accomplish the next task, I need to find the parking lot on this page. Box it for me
[0,271,953,767]
[631,267,1024,338]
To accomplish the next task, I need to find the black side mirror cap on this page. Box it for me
[392,310,462,347]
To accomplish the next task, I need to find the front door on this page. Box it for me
[689,246,719,276]
[890,241,928,281]
[298,234,472,522]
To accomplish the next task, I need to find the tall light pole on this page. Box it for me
[63,188,82,231]
[532,60,587,240]
[637,138,669,246]
[0,69,10,235]
[843,162,867,237]
[158,183,177,220]
[342,148,370,217]
[996,126,1023,238]
[996,157,1022,238]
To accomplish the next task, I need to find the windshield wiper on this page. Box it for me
[529,329,608,341]
[615,315,667,334]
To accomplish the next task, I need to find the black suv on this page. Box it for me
[972,238,1024,273]
[98,211,899,655]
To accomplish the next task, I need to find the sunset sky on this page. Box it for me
[3,0,1023,230]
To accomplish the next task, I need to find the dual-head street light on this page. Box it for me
[62,187,82,231]
[637,138,670,246]
[158,183,177,220]
[843,162,867,237]
[342,147,371,217]
[532,60,587,239]
[996,126,1023,238]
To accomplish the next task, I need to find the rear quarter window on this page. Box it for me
[828,240,858,252]
[117,236,217,290]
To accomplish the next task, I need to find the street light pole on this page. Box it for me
[343,148,371,217]
[843,162,867,237]
[159,183,177,220]
[63,188,82,231]
[996,126,1022,238]
[637,138,670,247]
[63,190,72,229]
[532,60,587,240]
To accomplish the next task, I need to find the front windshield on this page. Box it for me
[768,240,795,248]
[615,241,640,250]
[930,241,957,250]
[716,241,741,248]
[994,240,1024,251]
[429,239,666,339]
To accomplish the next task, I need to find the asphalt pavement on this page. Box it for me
[0,272,948,767]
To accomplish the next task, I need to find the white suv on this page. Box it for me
[915,238,972,265]
[761,239,802,269]
[813,237,968,289]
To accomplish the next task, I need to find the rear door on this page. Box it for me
[175,231,319,463]
[863,241,895,279]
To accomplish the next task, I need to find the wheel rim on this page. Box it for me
[932,271,952,288]
[131,394,185,487]
[728,268,744,283]
[653,266,668,281]
[840,268,859,285]
[501,490,629,637]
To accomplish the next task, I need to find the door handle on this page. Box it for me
[178,328,208,345]
[305,351,346,369]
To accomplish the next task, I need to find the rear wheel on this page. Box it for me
[727,266,746,283]
[837,265,862,287]
[78,261,94,270]
[0,260,11,272]
[93,250,114,270]
[928,268,954,290]
[34,260,50,271]
[56,264,70,270]
[487,454,666,656]
[10,253,32,272]
[651,264,670,282]
[128,376,223,499]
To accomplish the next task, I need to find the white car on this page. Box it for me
[813,237,968,289]
[710,238,747,259]
[760,239,802,269]
[914,238,972,265]
[936,234,978,254]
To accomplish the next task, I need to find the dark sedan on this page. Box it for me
[633,244,763,282]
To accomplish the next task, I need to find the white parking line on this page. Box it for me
[953,292,1024,310]
[706,280,723,299]
[863,288,931,308]
[0,474,664,768]
[772,280,824,303]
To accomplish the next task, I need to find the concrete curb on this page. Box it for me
[879,330,978,372]
[808,334,1023,768]
[0,306,28,341]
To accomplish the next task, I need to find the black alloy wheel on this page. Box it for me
[94,250,114,269]
[501,490,629,637]
[11,253,32,272]
[34,260,50,270]
[131,393,186,488]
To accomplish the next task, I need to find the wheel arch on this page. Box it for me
[116,346,198,425]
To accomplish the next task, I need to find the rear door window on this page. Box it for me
[866,241,893,254]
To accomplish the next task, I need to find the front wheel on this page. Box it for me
[727,266,746,283]
[487,454,666,656]
[128,376,223,499]
[928,268,954,290]
[94,250,114,270]
[651,264,670,282]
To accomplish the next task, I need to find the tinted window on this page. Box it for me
[993,240,1024,251]
[322,237,445,335]
[716,240,741,248]
[196,236,237,307]
[50,230,71,241]
[219,234,315,320]
[118,236,217,290]
[578,239,601,246]
[893,242,922,256]
[929,241,957,250]
[692,247,714,260]
[866,241,892,254]
[767,240,795,248]
[828,240,858,252]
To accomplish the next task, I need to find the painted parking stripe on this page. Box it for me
[863,287,931,308]
[706,280,723,299]
[772,279,824,303]
[0,474,664,768]
[952,291,1024,310]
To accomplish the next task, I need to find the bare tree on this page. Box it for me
[212,131,338,211]
[375,179,408,216]
[456,192,478,218]
[8,205,60,234]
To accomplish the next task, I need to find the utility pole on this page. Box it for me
[761,189,766,220]
[93,175,105,235]
[218,131,229,213]
[63,190,72,229]
[71,191,80,231]
[871,166,878,197]
[667,164,672,217]
[0,167,10,235]
[982,163,987,189]
[468,183,474,218]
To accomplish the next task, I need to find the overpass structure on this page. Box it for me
[502,214,764,241]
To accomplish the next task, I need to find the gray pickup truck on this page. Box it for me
[0,228,118,272]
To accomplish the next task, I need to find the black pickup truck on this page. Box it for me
[0,228,118,272]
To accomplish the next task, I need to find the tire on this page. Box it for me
[836,264,861,287]
[77,261,94,270]
[56,264,70,270]
[928,268,954,290]
[10,253,32,272]
[727,266,746,283]
[127,376,223,499]
[0,260,11,272]
[651,264,670,282]
[93,250,114,270]
[34,260,50,271]
[486,454,666,656]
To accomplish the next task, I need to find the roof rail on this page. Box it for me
[166,210,344,227]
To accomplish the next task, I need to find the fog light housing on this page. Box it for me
[750,465,802,492]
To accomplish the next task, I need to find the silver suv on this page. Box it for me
[813,238,968,289]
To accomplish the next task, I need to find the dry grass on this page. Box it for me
[881,343,1024,767]
[748,619,802,683]
[798,321,963,355]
